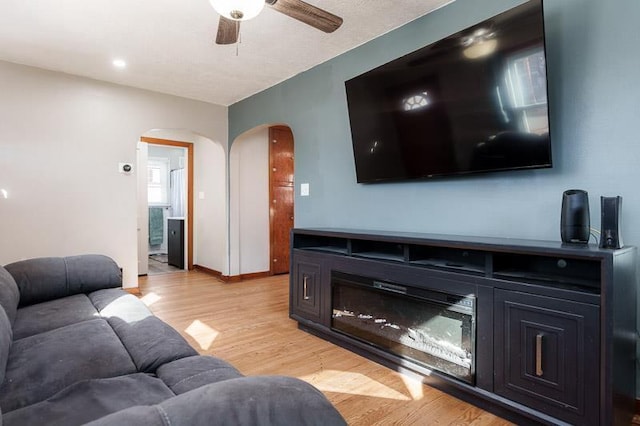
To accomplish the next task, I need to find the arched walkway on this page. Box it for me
[228,124,294,277]
[138,129,227,276]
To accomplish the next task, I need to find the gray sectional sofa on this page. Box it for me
[0,255,346,425]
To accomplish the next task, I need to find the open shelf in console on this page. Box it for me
[408,245,486,275]
[293,234,349,255]
[493,253,601,291]
[350,239,405,262]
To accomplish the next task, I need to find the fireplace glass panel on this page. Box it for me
[332,273,475,383]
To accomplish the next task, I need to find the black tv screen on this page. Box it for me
[345,0,551,183]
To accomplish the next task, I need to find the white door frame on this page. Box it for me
[137,136,194,273]
[136,141,149,275]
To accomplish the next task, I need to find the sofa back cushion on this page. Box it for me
[5,255,122,308]
[0,265,20,325]
[108,316,198,373]
[0,305,12,386]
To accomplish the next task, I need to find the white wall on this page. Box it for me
[193,135,226,274]
[0,60,228,287]
[229,126,270,275]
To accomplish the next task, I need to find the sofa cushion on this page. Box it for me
[89,288,153,323]
[0,319,137,412]
[88,288,197,373]
[64,254,122,292]
[156,355,243,394]
[5,257,66,308]
[2,373,175,426]
[159,376,347,426]
[12,294,99,340]
[5,255,121,308]
[108,316,197,373]
[84,405,163,426]
[0,266,19,326]
[0,306,12,386]
[85,376,347,426]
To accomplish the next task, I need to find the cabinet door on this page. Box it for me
[494,289,599,425]
[290,258,322,323]
[168,219,184,269]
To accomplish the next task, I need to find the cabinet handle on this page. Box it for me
[535,334,543,377]
[303,276,310,300]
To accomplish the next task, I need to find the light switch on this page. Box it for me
[300,183,310,196]
[198,191,205,200]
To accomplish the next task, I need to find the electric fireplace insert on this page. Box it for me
[331,271,476,383]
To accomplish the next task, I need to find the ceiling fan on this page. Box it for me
[210,0,343,45]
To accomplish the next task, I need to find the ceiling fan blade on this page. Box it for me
[267,0,343,33]
[216,16,240,45]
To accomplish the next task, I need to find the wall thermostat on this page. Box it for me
[119,162,134,174]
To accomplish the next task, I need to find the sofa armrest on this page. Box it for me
[85,376,346,426]
[5,255,122,307]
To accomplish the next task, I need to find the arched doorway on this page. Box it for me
[137,129,226,277]
[229,124,294,278]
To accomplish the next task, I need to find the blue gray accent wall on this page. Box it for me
[230,0,640,391]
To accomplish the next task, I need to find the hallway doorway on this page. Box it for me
[137,136,194,276]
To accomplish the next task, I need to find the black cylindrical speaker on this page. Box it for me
[561,189,590,244]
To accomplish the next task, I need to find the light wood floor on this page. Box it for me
[138,271,513,425]
[147,256,184,275]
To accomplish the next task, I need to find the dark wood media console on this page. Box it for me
[289,228,637,425]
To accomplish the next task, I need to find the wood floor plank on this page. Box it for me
[139,271,513,425]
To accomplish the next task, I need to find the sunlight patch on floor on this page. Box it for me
[399,373,424,400]
[300,370,413,401]
[185,320,219,350]
[140,292,162,306]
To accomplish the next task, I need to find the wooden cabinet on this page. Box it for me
[289,228,637,425]
[167,218,184,269]
[290,254,323,324]
[494,289,600,425]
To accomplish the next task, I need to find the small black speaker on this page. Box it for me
[561,189,590,244]
[600,196,623,249]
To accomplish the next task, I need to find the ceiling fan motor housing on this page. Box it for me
[210,0,265,21]
[214,0,343,45]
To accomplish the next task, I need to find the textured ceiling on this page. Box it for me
[0,0,453,106]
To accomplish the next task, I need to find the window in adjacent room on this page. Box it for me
[147,158,170,205]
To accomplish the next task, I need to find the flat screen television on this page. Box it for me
[345,0,551,183]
